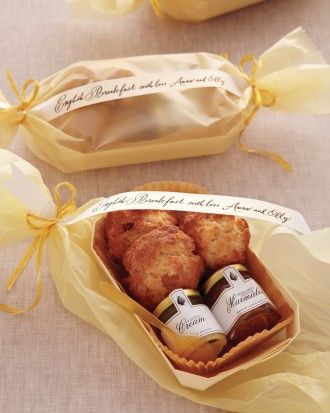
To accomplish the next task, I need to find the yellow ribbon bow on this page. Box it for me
[239,54,292,172]
[0,69,40,121]
[0,182,77,315]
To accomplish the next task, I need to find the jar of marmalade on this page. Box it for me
[153,288,227,354]
[202,264,280,345]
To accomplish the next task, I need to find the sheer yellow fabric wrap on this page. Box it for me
[0,180,77,314]
[1,28,330,173]
[0,149,329,412]
[67,0,265,22]
[155,0,266,22]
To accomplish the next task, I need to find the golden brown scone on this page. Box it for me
[105,210,177,262]
[93,217,130,290]
[123,226,205,311]
[181,213,250,270]
[173,211,188,226]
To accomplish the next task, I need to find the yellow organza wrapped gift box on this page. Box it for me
[0,149,329,412]
[1,28,330,173]
[68,0,266,22]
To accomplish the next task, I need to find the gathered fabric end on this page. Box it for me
[239,54,277,125]
[0,181,77,315]
[0,70,40,147]
[0,119,18,148]
[238,54,292,172]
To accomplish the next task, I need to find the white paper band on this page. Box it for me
[31,69,242,121]
[64,191,310,234]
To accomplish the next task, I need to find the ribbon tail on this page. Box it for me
[0,278,42,314]
[0,273,42,315]
[0,234,45,315]
[239,136,293,172]
[6,237,39,290]
[239,55,291,171]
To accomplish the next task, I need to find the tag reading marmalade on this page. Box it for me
[166,289,224,337]
[211,267,275,334]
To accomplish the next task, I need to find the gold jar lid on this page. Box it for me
[153,289,201,318]
[201,264,248,296]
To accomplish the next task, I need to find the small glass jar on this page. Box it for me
[202,264,280,346]
[153,288,227,354]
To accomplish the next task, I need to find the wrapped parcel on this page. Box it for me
[154,0,266,21]
[0,149,330,412]
[67,0,266,22]
[1,27,330,173]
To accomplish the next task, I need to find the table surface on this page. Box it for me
[0,1,329,412]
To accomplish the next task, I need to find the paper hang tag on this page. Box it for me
[30,69,243,122]
[64,191,310,234]
[1,164,56,217]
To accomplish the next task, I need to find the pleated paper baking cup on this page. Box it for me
[147,310,293,375]
[144,246,295,375]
